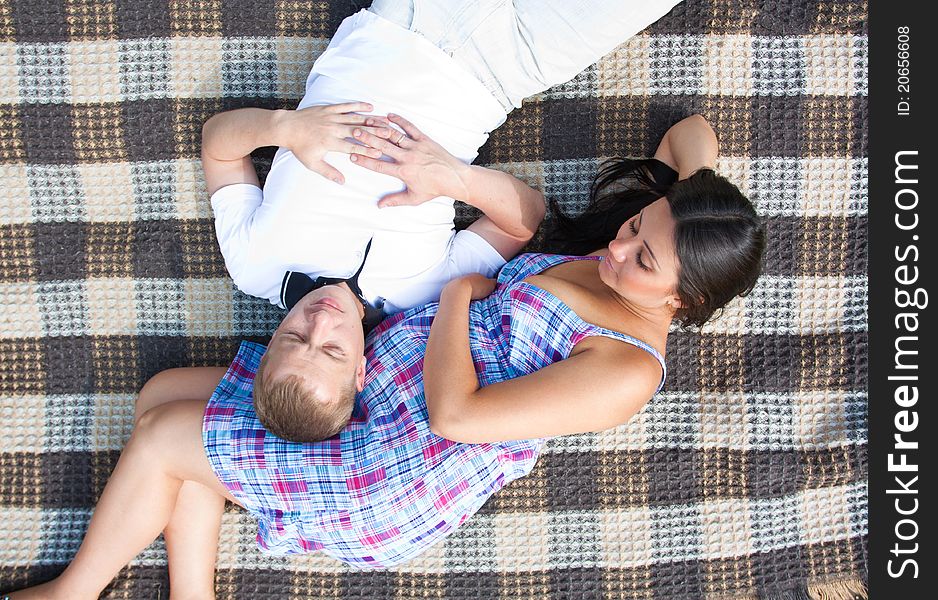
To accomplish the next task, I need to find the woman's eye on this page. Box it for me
[628,219,638,235]
[636,250,651,272]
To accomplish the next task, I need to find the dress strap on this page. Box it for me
[505,253,668,393]
[576,326,667,393]
[497,252,600,284]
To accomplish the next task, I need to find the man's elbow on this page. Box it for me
[525,192,547,237]
[512,191,546,242]
[201,116,218,159]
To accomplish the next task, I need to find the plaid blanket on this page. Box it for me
[0,0,868,598]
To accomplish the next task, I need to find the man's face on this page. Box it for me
[263,285,367,397]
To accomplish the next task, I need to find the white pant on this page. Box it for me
[369,0,682,111]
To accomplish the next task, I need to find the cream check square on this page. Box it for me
[0,164,31,225]
[489,160,547,193]
[0,42,21,104]
[699,498,753,559]
[0,393,46,452]
[702,35,754,96]
[803,35,855,97]
[67,40,123,103]
[277,37,329,99]
[171,37,224,98]
[186,277,234,336]
[795,275,846,334]
[598,408,651,451]
[85,277,138,336]
[385,537,447,574]
[699,294,747,335]
[798,158,856,216]
[494,511,550,570]
[597,35,651,97]
[800,485,851,545]
[0,507,45,564]
[175,158,212,220]
[0,282,43,338]
[715,156,751,198]
[78,162,136,222]
[795,389,848,447]
[699,392,749,448]
[599,506,653,568]
[92,393,136,451]
[286,545,353,574]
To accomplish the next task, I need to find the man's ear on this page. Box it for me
[355,356,367,392]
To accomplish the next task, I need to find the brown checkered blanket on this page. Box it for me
[0,0,868,598]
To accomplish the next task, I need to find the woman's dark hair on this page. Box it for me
[545,158,766,327]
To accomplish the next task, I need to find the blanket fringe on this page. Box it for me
[765,587,811,600]
[807,578,868,600]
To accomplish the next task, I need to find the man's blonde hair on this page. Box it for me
[253,352,356,442]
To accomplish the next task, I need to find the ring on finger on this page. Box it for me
[396,132,406,145]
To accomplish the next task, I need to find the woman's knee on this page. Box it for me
[133,400,209,470]
[136,369,184,422]
[135,367,226,423]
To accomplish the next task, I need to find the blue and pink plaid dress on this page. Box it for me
[203,253,666,568]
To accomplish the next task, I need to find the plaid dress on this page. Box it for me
[203,252,666,568]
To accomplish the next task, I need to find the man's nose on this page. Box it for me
[304,306,336,337]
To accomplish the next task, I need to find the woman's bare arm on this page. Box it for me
[350,114,546,260]
[424,277,661,444]
[653,114,719,179]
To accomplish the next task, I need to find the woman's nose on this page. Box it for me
[608,236,633,261]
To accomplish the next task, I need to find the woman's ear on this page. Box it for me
[667,295,685,310]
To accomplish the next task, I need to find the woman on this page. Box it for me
[6,4,767,600]
[7,113,763,600]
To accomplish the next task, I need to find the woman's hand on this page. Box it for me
[276,102,387,184]
[348,113,471,207]
[443,274,498,301]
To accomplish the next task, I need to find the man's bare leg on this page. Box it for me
[10,398,238,600]
[135,367,229,600]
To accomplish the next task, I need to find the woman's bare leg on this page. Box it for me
[10,398,238,600]
[135,367,229,600]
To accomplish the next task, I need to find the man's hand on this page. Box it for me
[348,113,470,207]
[278,102,389,184]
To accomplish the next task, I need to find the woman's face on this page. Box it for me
[599,197,683,312]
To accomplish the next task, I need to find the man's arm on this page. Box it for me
[202,103,385,301]
[201,108,280,196]
[201,103,384,196]
[350,113,546,259]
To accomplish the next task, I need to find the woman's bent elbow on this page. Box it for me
[426,399,463,440]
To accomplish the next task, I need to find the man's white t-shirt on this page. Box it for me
[211,9,509,313]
